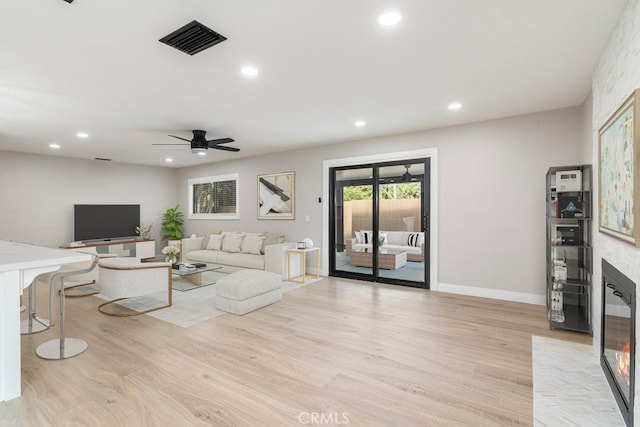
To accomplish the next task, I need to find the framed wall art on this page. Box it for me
[598,89,640,246]
[257,171,294,220]
[188,173,239,220]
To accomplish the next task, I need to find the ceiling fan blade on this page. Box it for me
[152,143,190,145]
[168,135,193,143]
[206,138,234,145]
[211,145,240,152]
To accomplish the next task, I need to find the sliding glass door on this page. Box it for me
[329,158,430,288]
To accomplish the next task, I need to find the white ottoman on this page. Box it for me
[215,269,283,315]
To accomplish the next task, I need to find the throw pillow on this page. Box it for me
[222,233,245,253]
[206,234,224,251]
[263,231,285,247]
[363,231,372,245]
[407,232,421,247]
[202,230,222,249]
[355,231,363,244]
[241,234,265,255]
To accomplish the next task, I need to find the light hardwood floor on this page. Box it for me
[2,277,590,426]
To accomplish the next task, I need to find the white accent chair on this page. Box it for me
[97,258,172,316]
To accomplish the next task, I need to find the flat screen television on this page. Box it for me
[74,204,140,242]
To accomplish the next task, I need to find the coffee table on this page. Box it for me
[172,264,223,291]
[349,248,407,270]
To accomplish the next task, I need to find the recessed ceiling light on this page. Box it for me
[241,66,259,77]
[76,132,89,139]
[355,121,366,128]
[49,143,60,149]
[197,151,207,156]
[378,11,401,27]
[448,102,462,110]
[165,158,173,163]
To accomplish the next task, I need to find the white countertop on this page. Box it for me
[0,240,91,273]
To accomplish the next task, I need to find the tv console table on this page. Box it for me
[62,239,155,259]
[0,240,92,402]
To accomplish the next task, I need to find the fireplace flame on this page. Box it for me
[616,340,631,387]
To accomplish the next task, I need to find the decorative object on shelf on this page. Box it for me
[135,223,153,240]
[161,245,180,264]
[297,241,307,249]
[257,171,295,220]
[302,237,313,248]
[598,88,640,247]
[161,204,184,240]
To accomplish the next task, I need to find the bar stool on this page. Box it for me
[36,254,100,360]
[20,275,53,335]
[21,250,107,334]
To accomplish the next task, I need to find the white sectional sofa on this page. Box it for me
[346,230,425,262]
[181,231,295,276]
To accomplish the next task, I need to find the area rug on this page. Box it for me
[105,274,321,328]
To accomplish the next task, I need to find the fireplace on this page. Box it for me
[601,259,636,427]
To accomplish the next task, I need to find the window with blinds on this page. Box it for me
[188,173,239,219]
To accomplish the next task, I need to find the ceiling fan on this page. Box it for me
[152,130,240,155]
[402,164,414,182]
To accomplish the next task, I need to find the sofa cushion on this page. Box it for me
[215,252,265,269]
[242,233,265,255]
[385,231,405,245]
[263,231,285,247]
[185,250,265,270]
[202,230,222,249]
[206,234,224,250]
[222,233,244,253]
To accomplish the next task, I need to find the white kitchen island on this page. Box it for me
[0,240,91,402]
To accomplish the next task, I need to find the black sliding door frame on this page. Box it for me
[329,158,430,289]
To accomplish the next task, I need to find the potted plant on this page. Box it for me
[161,204,184,241]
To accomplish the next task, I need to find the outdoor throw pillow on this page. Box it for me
[407,232,421,247]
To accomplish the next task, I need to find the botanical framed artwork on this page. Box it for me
[257,171,294,220]
[188,173,239,220]
[598,89,640,247]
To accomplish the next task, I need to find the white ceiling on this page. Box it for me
[0,0,628,168]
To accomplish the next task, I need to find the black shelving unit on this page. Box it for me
[546,165,592,335]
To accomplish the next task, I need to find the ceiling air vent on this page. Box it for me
[159,20,227,56]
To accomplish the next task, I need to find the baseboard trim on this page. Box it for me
[435,282,545,305]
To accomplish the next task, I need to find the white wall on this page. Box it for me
[581,91,594,165]
[0,151,177,253]
[591,0,640,419]
[178,107,583,302]
[0,108,584,303]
